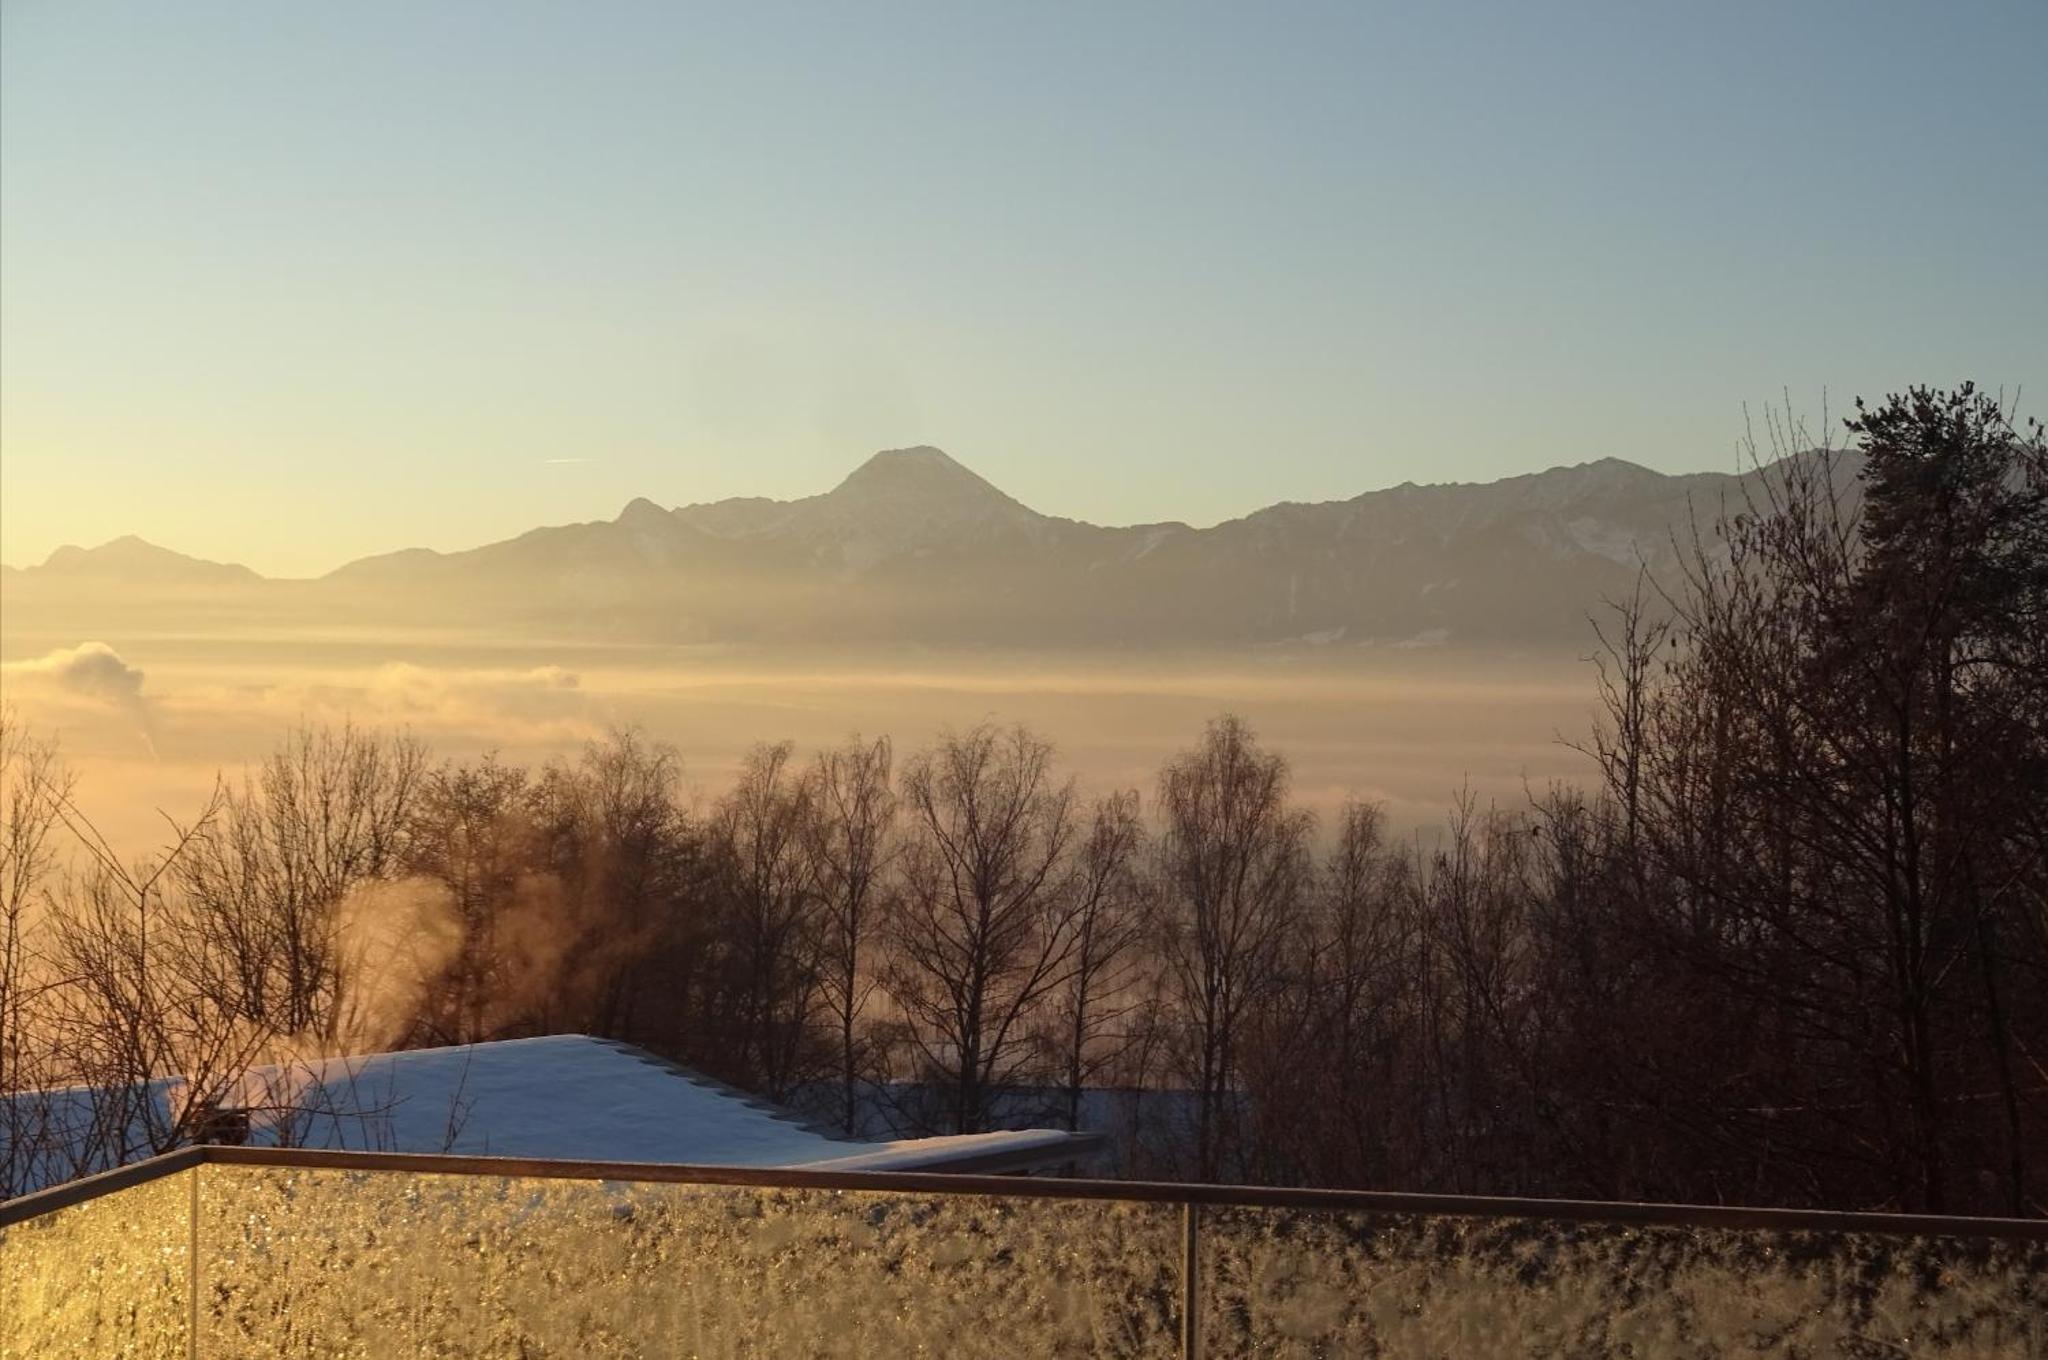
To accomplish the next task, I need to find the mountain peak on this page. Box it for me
[834,446,1001,498]
[36,536,259,583]
[46,533,154,562]
[855,444,963,472]
[616,496,672,529]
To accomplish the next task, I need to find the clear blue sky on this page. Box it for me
[4,1,2043,575]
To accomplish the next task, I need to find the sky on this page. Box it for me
[3,1,2044,578]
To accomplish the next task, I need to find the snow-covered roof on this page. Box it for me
[2,1035,1098,1195]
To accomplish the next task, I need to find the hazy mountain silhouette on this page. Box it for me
[5,534,262,586]
[6,447,1824,648]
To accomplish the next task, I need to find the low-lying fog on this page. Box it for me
[1,627,1606,856]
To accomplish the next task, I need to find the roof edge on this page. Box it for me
[798,1129,1106,1176]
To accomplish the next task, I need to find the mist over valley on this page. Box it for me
[1,447,1730,851]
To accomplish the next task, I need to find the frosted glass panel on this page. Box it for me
[197,1165,1183,1358]
[198,1165,494,1358]
[5,1163,2040,1357]
[1196,1206,2048,1359]
[0,1169,190,1360]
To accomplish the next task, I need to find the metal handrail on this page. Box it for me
[6,1142,2043,1240]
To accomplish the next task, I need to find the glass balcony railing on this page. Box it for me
[3,1146,2043,1358]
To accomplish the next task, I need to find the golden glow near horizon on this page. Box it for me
[4,5,2043,575]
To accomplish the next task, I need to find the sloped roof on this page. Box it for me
[2,1035,1096,1195]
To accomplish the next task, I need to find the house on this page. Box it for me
[1,1034,1101,1196]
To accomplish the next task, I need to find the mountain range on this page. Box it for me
[4,447,1795,650]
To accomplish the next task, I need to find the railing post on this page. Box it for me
[1179,1200,1201,1360]
[188,1164,200,1360]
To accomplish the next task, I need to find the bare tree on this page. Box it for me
[1155,714,1313,1180]
[804,735,896,1134]
[525,728,698,1043]
[1413,791,1538,1193]
[175,723,427,1041]
[404,756,535,1044]
[1047,789,1150,1132]
[886,724,1078,1135]
[707,741,822,1099]
[1247,798,1415,1187]
[1585,571,1673,855]
[0,714,73,1195]
[36,787,288,1173]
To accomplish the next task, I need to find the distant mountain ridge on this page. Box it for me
[5,447,1823,649]
[4,534,262,586]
